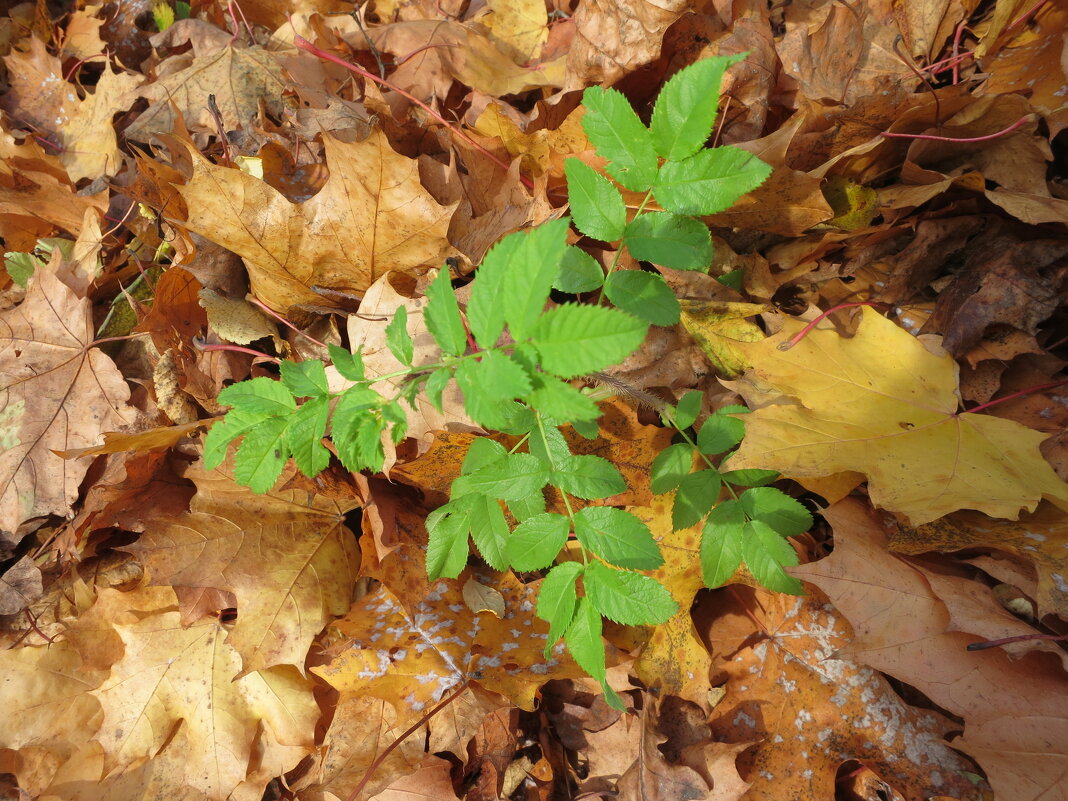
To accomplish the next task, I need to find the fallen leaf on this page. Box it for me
[169,129,458,313]
[726,306,1068,524]
[792,498,1068,801]
[129,459,361,674]
[0,555,42,615]
[0,269,136,538]
[90,585,318,800]
[705,585,982,801]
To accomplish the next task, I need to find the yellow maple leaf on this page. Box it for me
[726,307,1068,524]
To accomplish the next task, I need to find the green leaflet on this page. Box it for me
[555,246,605,294]
[280,359,329,399]
[217,376,295,416]
[565,598,622,710]
[583,561,677,625]
[650,55,742,161]
[654,146,772,216]
[623,212,713,273]
[506,512,571,571]
[532,303,648,377]
[566,158,627,242]
[537,561,583,658]
[602,271,680,326]
[574,507,663,570]
[384,306,414,366]
[580,86,658,192]
[424,268,466,357]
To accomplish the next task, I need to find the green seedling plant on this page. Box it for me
[205,54,812,708]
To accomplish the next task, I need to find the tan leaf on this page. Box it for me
[90,585,318,800]
[0,269,136,538]
[129,460,361,674]
[171,129,458,313]
[705,586,981,801]
[0,555,42,615]
[791,499,1068,801]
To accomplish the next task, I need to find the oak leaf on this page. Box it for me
[129,460,361,675]
[170,129,458,312]
[0,269,136,538]
[726,307,1068,524]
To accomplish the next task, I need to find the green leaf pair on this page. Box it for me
[560,55,771,328]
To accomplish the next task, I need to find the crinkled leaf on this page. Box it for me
[602,270,680,326]
[650,55,741,160]
[506,512,571,571]
[425,267,467,356]
[650,442,696,494]
[623,212,713,272]
[280,359,329,399]
[580,86,658,191]
[537,561,584,657]
[654,146,772,216]
[565,158,626,241]
[574,506,663,570]
[533,303,648,377]
[555,246,605,293]
[584,560,677,625]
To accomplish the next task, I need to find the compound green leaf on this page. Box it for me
[650,55,742,161]
[426,498,473,580]
[280,359,329,399]
[527,375,601,422]
[550,455,626,499]
[285,395,330,477]
[583,560,677,625]
[650,442,695,494]
[581,86,658,192]
[574,507,663,570]
[425,267,467,356]
[217,376,295,416]
[384,305,414,366]
[555,246,605,294]
[233,416,289,493]
[743,519,803,594]
[469,494,510,570]
[459,452,549,501]
[506,512,571,571]
[672,468,721,530]
[204,408,269,469]
[565,158,626,242]
[533,303,648,377]
[654,146,772,216]
[537,561,583,658]
[565,598,623,710]
[673,390,704,430]
[328,344,365,382]
[701,499,745,587]
[697,407,747,454]
[603,270,680,326]
[500,219,569,341]
[740,487,812,537]
[623,212,713,272]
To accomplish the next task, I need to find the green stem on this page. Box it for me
[595,188,655,305]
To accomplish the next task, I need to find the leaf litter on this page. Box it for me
[1,1,1067,800]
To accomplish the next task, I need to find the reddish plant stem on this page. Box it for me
[247,296,329,349]
[292,34,534,190]
[967,632,1068,651]
[194,341,280,363]
[881,114,1031,143]
[951,20,968,84]
[1005,0,1049,38]
[961,379,1068,415]
[346,679,470,801]
[778,302,890,351]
